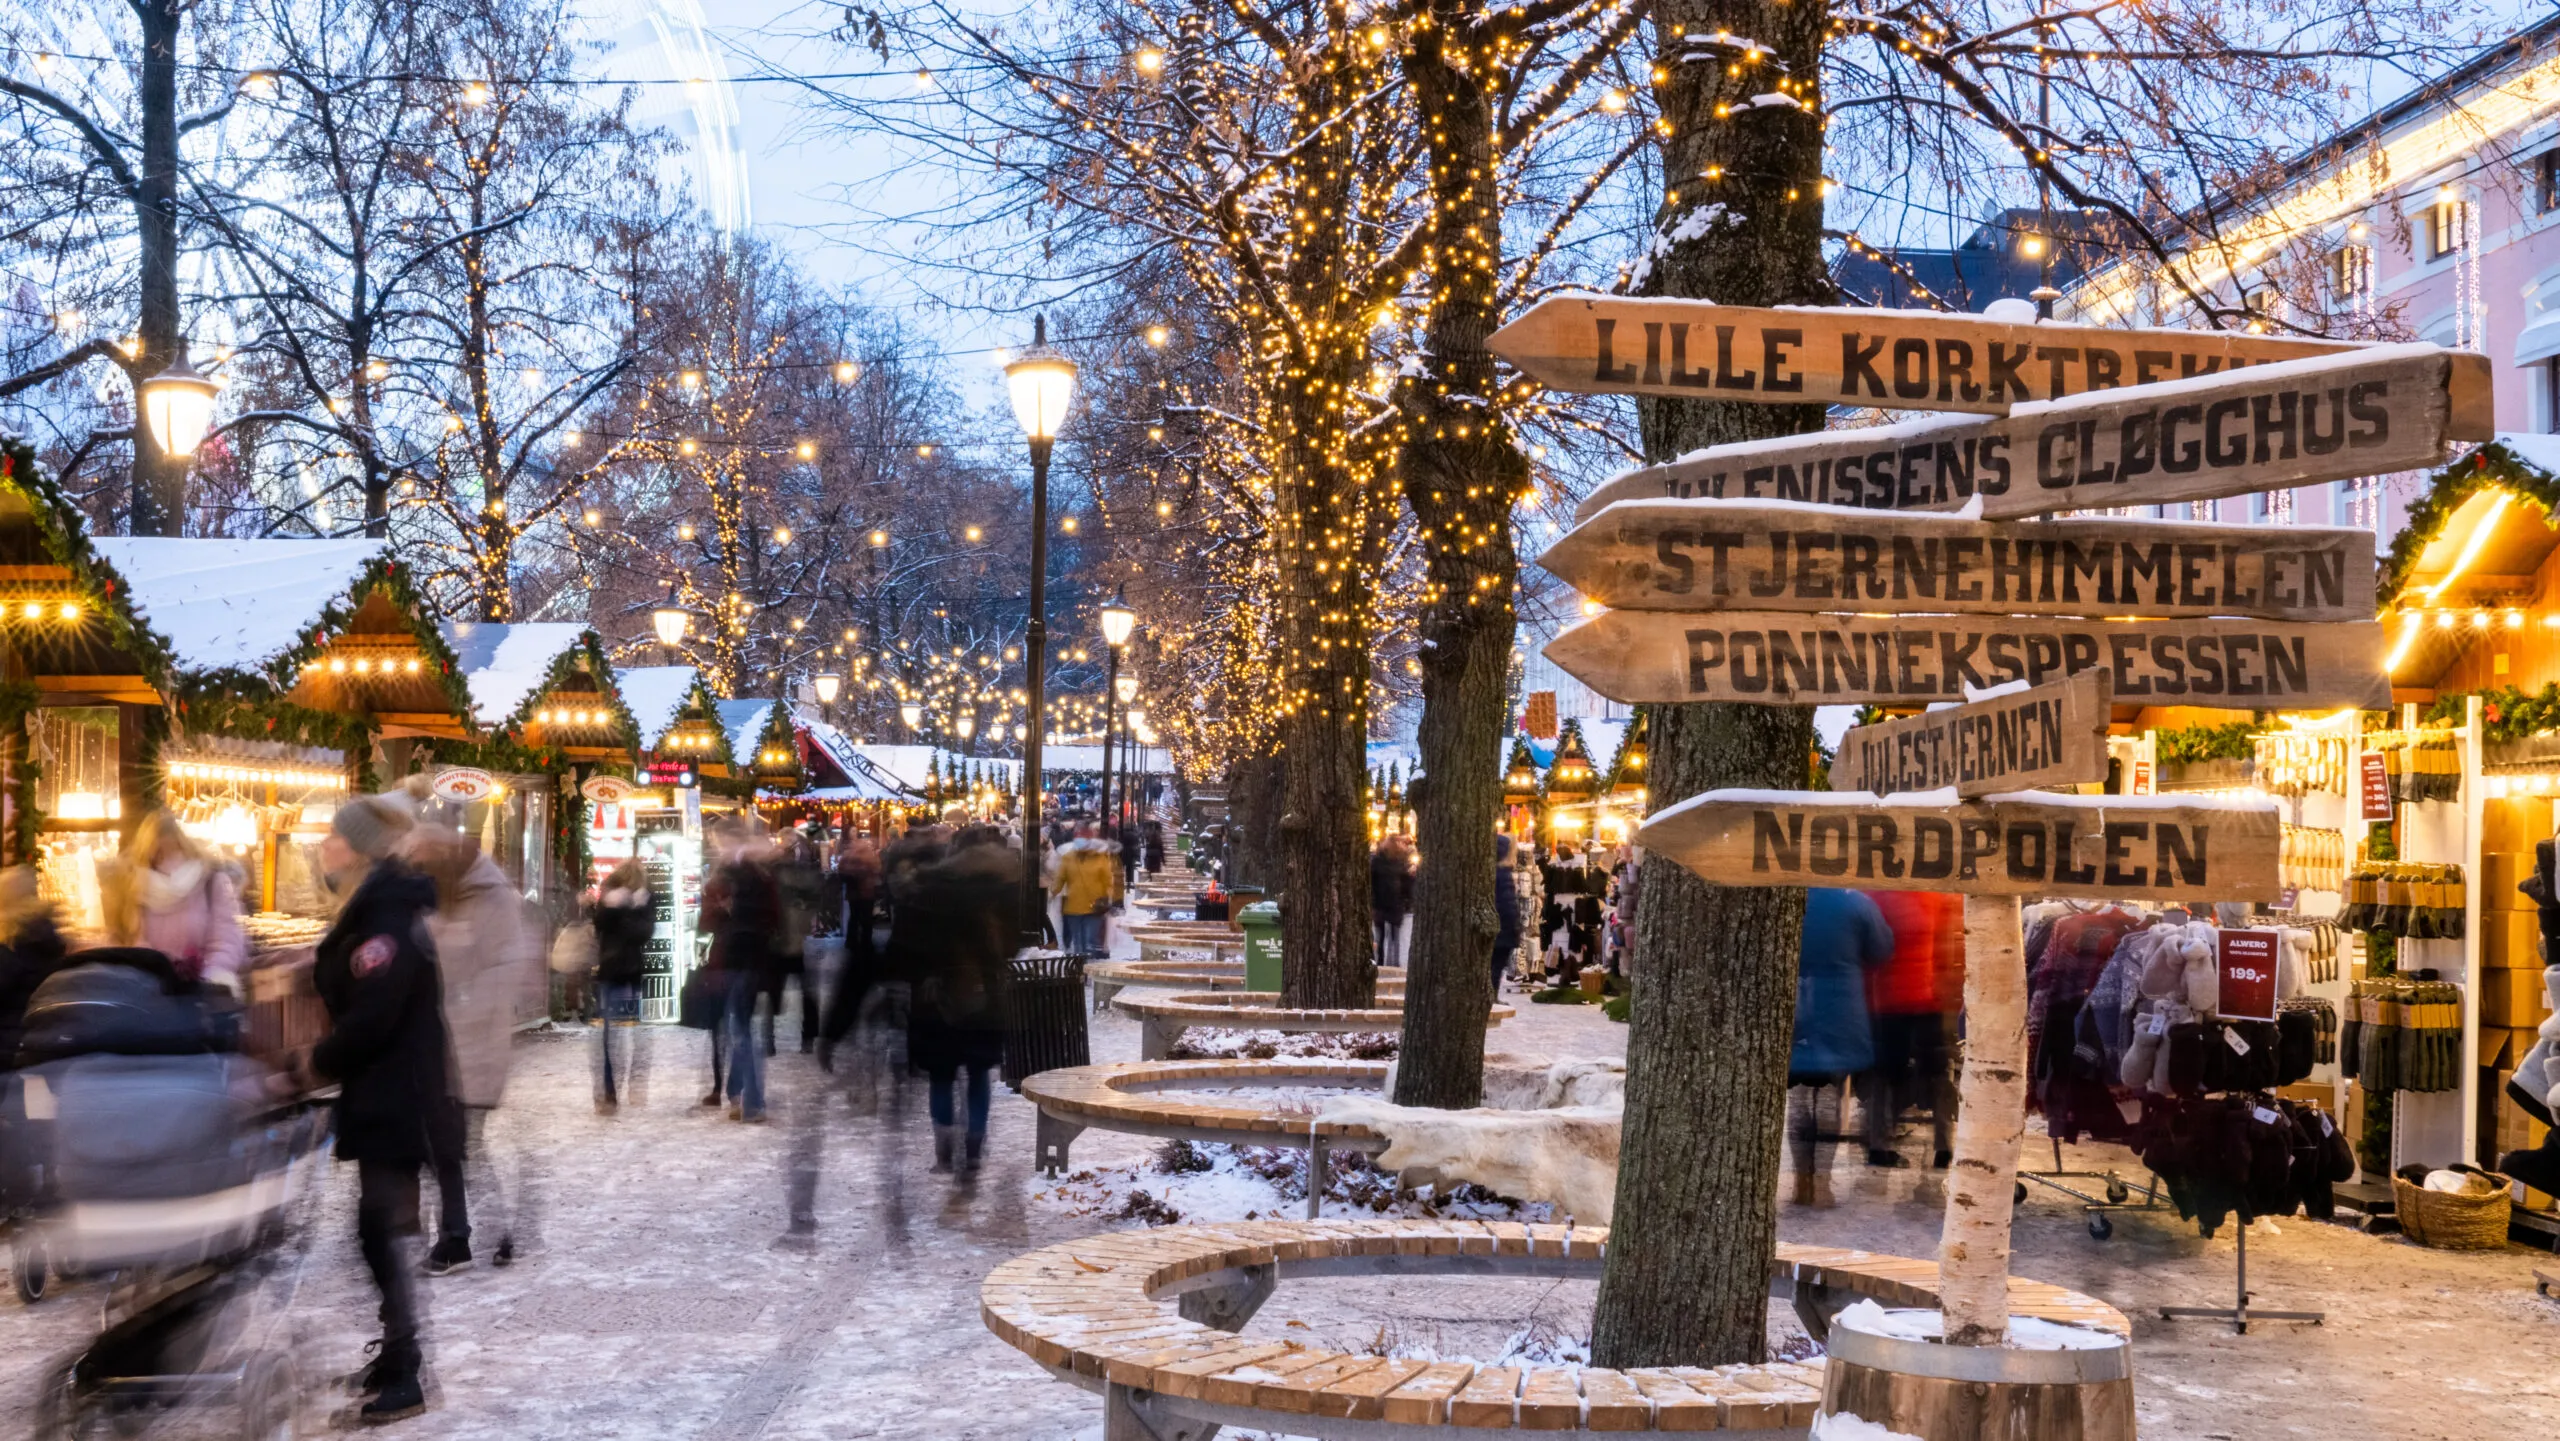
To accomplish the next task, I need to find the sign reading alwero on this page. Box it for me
[1540,501,2374,623]
[1546,609,2390,709]
[1566,343,2490,523]
[1491,296,2372,416]
[1834,670,2113,799]
[1633,788,2282,902]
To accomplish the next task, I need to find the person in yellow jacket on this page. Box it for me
[1055,822,1120,955]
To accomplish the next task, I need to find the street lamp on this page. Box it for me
[1096,585,1138,836]
[814,672,842,704]
[1005,315,1077,946]
[900,702,923,730]
[651,605,688,666]
[139,351,219,459]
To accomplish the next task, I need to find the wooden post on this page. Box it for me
[1939,892,2029,1346]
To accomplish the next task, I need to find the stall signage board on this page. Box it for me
[2216,928,2281,1021]
[1833,670,2113,799]
[2360,752,2394,821]
[648,759,697,788]
[1540,502,2375,623]
[430,767,498,804]
[1567,344,2488,522]
[1488,296,2377,415]
[581,773,636,804]
[1545,609,2391,709]
[1633,789,2282,902]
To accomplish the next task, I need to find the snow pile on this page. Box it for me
[1169,1029,1398,1061]
[1811,1411,1925,1441]
[1382,1053,1624,1110]
[1316,1097,1623,1221]
[1029,1139,1550,1229]
[1830,1300,2125,1351]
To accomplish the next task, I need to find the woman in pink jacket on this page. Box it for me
[101,810,247,994]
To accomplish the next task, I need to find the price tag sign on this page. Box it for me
[2360,752,2393,822]
[2130,759,2154,797]
[2217,927,2280,1022]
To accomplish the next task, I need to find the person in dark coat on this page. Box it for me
[905,825,1015,1179]
[306,792,441,1424]
[1116,819,1142,889]
[1370,835,1415,968]
[697,820,782,1122]
[1491,835,1523,995]
[815,836,882,1070]
[0,866,68,1067]
[590,860,654,1111]
[1141,821,1166,876]
[1786,888,1893,1208]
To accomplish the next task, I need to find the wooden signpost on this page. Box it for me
[1490,295,2378,415]
[1832,670,2113,799]
[1633,788,2282,904]
[1541,501,2376,623]
[1546,608,2390,709]
[1569,343,2491,522]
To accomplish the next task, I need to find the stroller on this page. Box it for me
[2,949,329,1440]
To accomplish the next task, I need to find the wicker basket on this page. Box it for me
[2392,1172,2514,1250]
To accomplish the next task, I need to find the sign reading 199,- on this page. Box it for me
[1489,296,2363,415]
[1633,789,2282,902]
[1544,609,2389,708]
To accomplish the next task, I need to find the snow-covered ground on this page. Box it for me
[2,943,2555,1438]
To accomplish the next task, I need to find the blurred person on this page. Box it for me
[1491,835,1523,996]
[1861,890,1963,1169]
[698,819,781,1122]
[590,860,654,1111]
[1142,820,1166,876]
[404,819,539,1275]
[1055,822,1116,956]
[0,867,67,1065]
[306,792,442,1423]
[1787,887,1892,1208]
[1370,834,1414,969]
[907,825,1015,1179]
[1117,816,1142,890]
[1039,830,1061,948]
[769,830,824,1054]
[97,809,247,994]
[816,836,883,1070]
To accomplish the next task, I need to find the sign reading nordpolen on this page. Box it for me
[1567,342,2490,522]
[1544,609,2391,709]
[1539,501,2375,623]
[1833,670,2113,799]
[1632,788,2283,903]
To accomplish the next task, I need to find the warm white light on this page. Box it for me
[815,673,842,704]
[1146,325,1169,346]
[901,703,923,729]
[796,441,815,460]
[140,352,220,457]
[1100,591,1137,647]
[957,716,976,739]
[652,608,688,647]
[1115,674,1139,703]
[834,361,859,382]
[1005,337,1079,441]
[965,526,983,543]
[869,529,888,547]
[461,82,490,106]
[54,791,107,822]
[1134,47,1165,73]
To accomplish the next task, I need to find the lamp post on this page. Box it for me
[1114,675,1140,826]
[1123,704,1146,827]
[1097,587,1135,831]
[1005,315,1076,947]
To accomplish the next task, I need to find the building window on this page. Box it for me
[2330,244,2371,299]
[2541,152,2560,215]
[2430,198,2461,259]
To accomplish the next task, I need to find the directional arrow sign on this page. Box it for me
[1833,670,2114,799]
[1544,609,2390,709]
[1491,295,2374,415]
[1539,502,2375,623]
[1568,343,2491,523]
[1634,787,2281,902]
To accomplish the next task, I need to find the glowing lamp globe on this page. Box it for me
[1099,589,1137,648]
[900,703,922,729]
[1004,322,1078,441]
[814,672,842,704]
[1115,674,1139,704]
[140,352,220,458]
[651,607,688,647]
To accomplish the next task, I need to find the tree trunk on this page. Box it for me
[129,0,186,536]
[1938,894,2027,1346]
[1390,4,1525,1109]
[1589,0,1833,1370]
[1225,751,1285,893]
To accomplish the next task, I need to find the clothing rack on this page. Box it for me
[2015,1132,2169,1242]
[2158,1223,2326,1334]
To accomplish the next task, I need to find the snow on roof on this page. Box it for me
[717,698,776,760]
[441,621,591,725]
[88,536,386,675]
[613,665,700,747]
[796,718,912,799]
[2495,431,2560,478]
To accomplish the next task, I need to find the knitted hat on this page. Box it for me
[332,792,416,861]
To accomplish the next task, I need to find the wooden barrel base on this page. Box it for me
[1818,1309,2134,1441]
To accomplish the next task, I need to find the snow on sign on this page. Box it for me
[1539,501,2374,623]
[1490,295,2375,415]
[1634,788,2282,902]
[1565,343,2491,523]
[1546,609,2391,709]
[430,767,499,803]
[1833,670,2113,799]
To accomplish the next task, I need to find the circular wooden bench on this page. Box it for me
[1087,960,1407,1010]
[1117,992,1511,1062]
[1023,1058,1392,1214]
[982,1219,2130,1440]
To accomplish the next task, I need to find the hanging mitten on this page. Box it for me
[2123,1005,2168,1089]
[2138,932,2186,1000]
[2180,930,2220,1016]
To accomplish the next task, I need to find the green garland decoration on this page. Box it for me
[2379,442,2560,606]
[2152,719,2259,765]
[2421,684,2560,742]
[0,679,41,860]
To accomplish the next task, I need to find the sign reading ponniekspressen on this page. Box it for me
[1540,502,2374,623]
[1634,788,2282,902]
[1833,671,2113,799]
[1544,609,2389,709]
[1491,296,2371,416]
[1567,344,2490,522]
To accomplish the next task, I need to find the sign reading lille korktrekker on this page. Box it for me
[1833,670,2113,799]
[1564,342,2490,522]
[1633,788,2282,903]
[1540,501,2375,623]
[1546,609,2390,709]
[1490,295,2384,416]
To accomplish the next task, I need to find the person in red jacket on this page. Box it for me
[1860,890,1963,1169]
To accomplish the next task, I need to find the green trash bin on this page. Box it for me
[1239,901,1283,994]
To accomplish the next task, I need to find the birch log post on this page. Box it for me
[1939,892,2029,1346]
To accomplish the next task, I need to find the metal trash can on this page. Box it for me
[1239,901,1283,994]
[1001,949,1090,1090]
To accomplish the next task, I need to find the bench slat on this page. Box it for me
[1450,1365,1523,1427]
